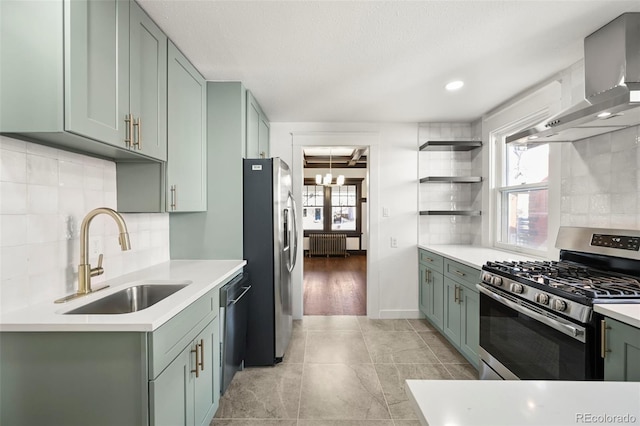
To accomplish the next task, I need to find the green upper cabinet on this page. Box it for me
[167,41,207,212]
[246,90,270,158]
[129,1,168,161]
[65,0,130,147]
[0,0,166,162]
[603,317,640,381]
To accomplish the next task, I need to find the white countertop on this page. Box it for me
[0,259,246,332]
[406,380,640,426]
[419,244,548,269]
[594,304,640,329]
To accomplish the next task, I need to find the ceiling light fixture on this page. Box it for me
[319,149,344,186]
[445,80,464,91]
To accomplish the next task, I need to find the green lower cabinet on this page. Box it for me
[419,263,444,329]
[443,278,462,344]
[150,344,194,426]
[459,285,479,365]
[150,317,219,426]
[603,317,640,381]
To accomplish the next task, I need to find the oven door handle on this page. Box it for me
[477,284,586,343]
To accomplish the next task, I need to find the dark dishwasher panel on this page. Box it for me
[220,272,251,394]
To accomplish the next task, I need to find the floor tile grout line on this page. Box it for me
[360,319,396,422]
[296,327,308,423]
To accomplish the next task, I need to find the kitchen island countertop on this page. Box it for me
[418,244,548,270]
[0,259,246,332]
[406,379,640,426]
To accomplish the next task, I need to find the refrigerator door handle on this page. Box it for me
[288,192,298,272]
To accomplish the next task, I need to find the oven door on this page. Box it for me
[477,284,589,381]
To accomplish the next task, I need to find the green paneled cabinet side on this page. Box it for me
[167,41,207,212]
[443,277,463,345]
[0,0,167,162]
[246,90,270,158]
[603,317,640,381]
[0,332,148,426]
[459,283,480,366]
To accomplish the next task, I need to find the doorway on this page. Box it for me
[300,146,368,316]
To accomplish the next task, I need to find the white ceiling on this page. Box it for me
[138,1,640,123]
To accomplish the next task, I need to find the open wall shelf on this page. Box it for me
[419,176,482,183]
[420,210,482,216]
[419,140,482,151]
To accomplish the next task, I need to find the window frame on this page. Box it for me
[302,178,363,237]
[491,114,560,258]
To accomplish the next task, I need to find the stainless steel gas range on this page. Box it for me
[477,226,640,381]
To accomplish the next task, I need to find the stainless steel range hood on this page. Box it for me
[507,13,640,144]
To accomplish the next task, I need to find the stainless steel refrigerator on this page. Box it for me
[243,158,298,366]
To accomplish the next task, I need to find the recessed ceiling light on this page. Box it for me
[597,111,612,119]
[528,135,539,140]
[445,80,464,91]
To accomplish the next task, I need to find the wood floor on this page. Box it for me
[303,254,366,315]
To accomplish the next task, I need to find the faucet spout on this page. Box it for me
[55,207,131,303]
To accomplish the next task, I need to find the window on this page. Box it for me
[497,143,550,252]
[302,180,362,235]
[331,185,357,231]
[302,185,324,230]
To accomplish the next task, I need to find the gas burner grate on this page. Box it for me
[484,260,640,299]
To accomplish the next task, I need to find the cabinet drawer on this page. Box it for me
[148,287,218,379]
[444,259,480,288]
[419,249,444,272]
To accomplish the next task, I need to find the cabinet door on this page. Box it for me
[149,345,195,426]
[459,284,479,368]
[246,91,269,158]
[194,318,220,426]
[259,115,270,158]
[604,318,640,381]
[418,264,429,316]
[167,41,207,212]
[429,269,445,330]
[443,278,461,346]
[130,1,167,161]
[65,0,129,147]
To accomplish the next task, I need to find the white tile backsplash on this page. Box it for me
[0,136,170,312]
[419,122,482,245]
[560,125,639,230]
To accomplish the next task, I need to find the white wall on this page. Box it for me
[270,123,419,319]
[0,136,170,313]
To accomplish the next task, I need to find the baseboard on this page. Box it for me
[378,309,422,319]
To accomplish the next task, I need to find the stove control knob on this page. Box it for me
[482,272,492,283]
[510,283,524,294]
[552,299,567,312]
[492,276,503,287]
[535,293,549,305]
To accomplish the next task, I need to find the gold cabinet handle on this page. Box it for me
[124,114,133,147]
[454,285,461,303]
[191,343,200,378]
[198,339,204,372]
[600,320,611,359]
[170,185,177,210]
[424,257,434,262]
[454,270,465,277]
[133,117,142,150]
[425,269,430,283]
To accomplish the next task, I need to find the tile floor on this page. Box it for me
[212,316,478,425]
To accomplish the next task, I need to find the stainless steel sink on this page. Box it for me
[64,282,190,315]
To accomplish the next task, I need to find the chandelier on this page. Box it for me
[315,149,345,186]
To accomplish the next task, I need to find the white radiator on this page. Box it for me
[309,233,348,257]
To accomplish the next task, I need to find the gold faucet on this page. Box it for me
[55,208,131,303]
